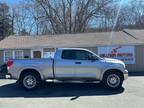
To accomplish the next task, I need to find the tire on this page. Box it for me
[102,71,123,89]
[20,72,41,90]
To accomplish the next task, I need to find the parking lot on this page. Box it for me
[0,74,144,108]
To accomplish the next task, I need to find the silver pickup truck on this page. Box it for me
[7,48,128,90]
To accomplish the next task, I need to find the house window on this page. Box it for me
[43,48,55,58]
[4,50,24,62]
[43,52,55,58]
[4,50,13,62]
[15,50,24,59]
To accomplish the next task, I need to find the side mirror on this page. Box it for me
[88,54,98,61]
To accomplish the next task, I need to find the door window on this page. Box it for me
[61,50,76,60]
[62,50,95,60]
[75,50,90,60]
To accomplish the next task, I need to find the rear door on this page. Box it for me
[54,50,76,79]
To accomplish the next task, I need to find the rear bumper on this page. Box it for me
[123,69,128,80]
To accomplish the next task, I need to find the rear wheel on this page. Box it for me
[20,72,41,90]
[102,71,123,89]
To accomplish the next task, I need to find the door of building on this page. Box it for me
[31,49,43,59]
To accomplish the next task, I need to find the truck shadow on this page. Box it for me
[128,72,144,76]
[0,81,124,99]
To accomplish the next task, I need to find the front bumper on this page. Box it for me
[123,69,128,80]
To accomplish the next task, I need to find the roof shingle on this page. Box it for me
[0,30,142,50]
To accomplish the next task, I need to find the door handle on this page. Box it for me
[75,62,81,64]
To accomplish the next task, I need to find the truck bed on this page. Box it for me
[8,58,54,80]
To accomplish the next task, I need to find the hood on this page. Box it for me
[100,58,126,69]
[104,58,125,65]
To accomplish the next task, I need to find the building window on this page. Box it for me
[4,50,13,62]
[15,50,24,59]
[43,52,55,58]
[4,50,24,62]
[43,48,55,58]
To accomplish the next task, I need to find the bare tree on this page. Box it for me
[0,3,12,39]
[11,1,38,35]
[129,0,144,29]
[30,0,116,34]
[8,0,144,35]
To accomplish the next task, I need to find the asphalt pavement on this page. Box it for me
[0,75,143,108]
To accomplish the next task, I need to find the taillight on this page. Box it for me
[6,60,13,68]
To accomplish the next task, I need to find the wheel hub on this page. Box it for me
[109,77,117,84]
[107,74,120,88]
[26,78,34,86]
[23,75,36,89]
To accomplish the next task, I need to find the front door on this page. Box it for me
[72,50,101,79]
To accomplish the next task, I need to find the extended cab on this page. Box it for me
[7,48,128,90]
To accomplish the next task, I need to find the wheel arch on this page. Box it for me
[100,69,124,81]
[18,68,44,81]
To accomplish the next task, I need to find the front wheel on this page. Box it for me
[102,71,123,89]
[20,72,41,90]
